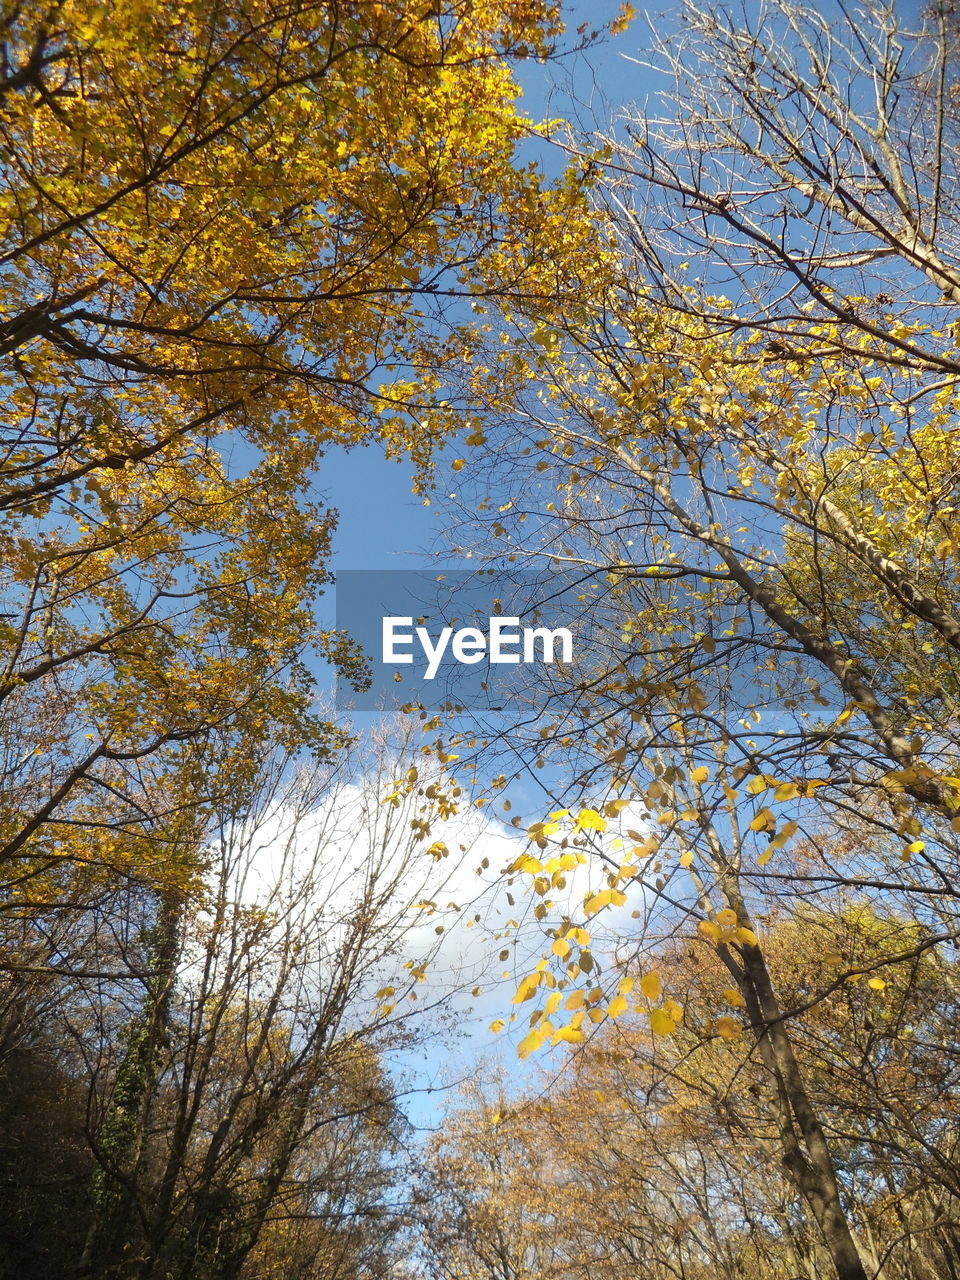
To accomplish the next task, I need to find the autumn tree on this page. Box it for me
[420,899,960,1280]
[417,3,960,1277]
[0,0,600,923]
[0,722,473,1280]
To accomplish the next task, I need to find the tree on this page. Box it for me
[426,4,960,1276]
[420,899,960,1280]
[0,0,595,914]
[0,721,473,1279]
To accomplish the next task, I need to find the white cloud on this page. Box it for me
[179,763,655,1127]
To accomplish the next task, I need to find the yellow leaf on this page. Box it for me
[715,1016,741,1040]
[690,765,709,783]
[517,1027,547,1058]
[575,807,607,832]
[722,987,746,1009]
[749,808,775,832]
[607,995,628,1018]
[512,972,541,1004]
[639,971,662,1001]
[584,889,612,917]
[649,1007,677,1036]
[603,797,631,817]
[552,1025,585,1045]
[687,683,707,712]
[768,820,799,850]
[773,781,800,801]
[867,977,886,991]
[679,849,694,868]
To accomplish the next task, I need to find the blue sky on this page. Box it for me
[309,5,672,1120]
[317,2,661,578]
[311,0,668,835]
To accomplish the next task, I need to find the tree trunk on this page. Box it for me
[77,891,182,1279]
[730,933,869,1280]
